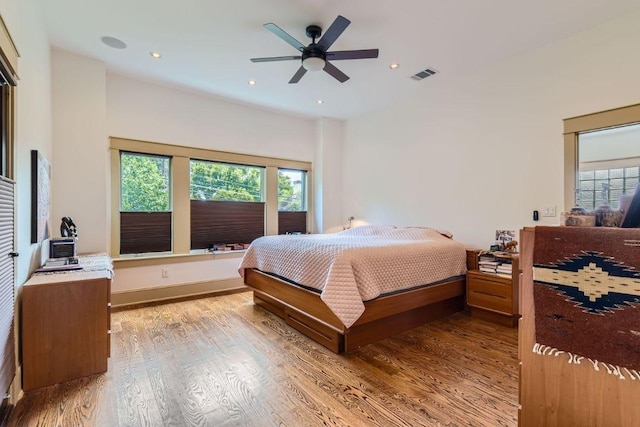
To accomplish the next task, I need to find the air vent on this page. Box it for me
[410,67,438,81]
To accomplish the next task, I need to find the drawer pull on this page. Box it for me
[472,290,507,299]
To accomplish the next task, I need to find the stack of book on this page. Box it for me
[210,243,251,252]
[478,253,513,276]
[496,263,513,276]
[479,256,500,274]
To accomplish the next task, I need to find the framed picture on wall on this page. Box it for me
[31,150,50,243]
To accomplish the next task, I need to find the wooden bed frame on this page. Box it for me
[243,266,468,353]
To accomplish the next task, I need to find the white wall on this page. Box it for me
[343,10,640,248]
[0,0,53,285]
[51,50,107,254]
[313,117,344,233]
[107,74,316,162]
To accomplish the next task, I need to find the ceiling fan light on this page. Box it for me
[302,57,326,72]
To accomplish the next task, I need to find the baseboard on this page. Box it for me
[111,277,247,308]
[9,365,22,405]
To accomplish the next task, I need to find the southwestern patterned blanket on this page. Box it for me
[533,226,640,379]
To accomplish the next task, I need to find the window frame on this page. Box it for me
[118,151,173,255]
[277,168,308,234]
[109,137,312,258]
[0,84,14,179]
[563,103,640,211]
[278,168,307,212]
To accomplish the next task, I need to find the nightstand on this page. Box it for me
[465,250,520,327]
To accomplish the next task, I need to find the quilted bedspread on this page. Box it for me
[238,225,467,328]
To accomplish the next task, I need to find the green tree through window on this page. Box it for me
[278,169,305,211]
[121,152,170,211]
[190,160,262,201]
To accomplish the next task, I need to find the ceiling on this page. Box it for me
[36,0,640,120]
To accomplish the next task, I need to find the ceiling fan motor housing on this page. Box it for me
[305,25,322,41]
[303,44,326,61]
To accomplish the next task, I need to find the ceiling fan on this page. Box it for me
[250,15,379,84]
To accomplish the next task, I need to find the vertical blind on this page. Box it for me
[0,177,15,395]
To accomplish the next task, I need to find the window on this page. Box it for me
[278,169,306,211]
[109,137,312,257]
[0,85,7,177]
[577,167,639,210]
[278,168,307,234]
[576,124,640,210]
[0,18,18,412]
[0,84,14,178]
[190,160,265,249]
[0,47,17,179]
[119,152,172,254]
[563,104,640,211]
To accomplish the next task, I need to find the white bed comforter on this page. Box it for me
[238,225,467,328]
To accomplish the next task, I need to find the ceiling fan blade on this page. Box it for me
[326,49,379,61]
[317,15,350,50]
[323,62,349,83]
[264,23,305,52]
[288,66,307,84]
[251,55,302,63]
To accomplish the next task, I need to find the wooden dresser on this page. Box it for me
[519,227,639,426]
[21,255,112,391]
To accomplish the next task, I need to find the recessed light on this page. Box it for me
[317,100,323,104]
[150,51,162,59]
[389,63,400,70]
[248,80,256,86]
[101,36,127,49]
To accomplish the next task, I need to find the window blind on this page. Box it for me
[190,200,265,249]
[120,212,172,254]
[278,211,307,235]
[0,177,15,396]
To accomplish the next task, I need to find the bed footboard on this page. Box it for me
[244,268,465,353]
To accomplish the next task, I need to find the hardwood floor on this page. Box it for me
[9,291,518,426]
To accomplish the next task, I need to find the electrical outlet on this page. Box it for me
[161,268,169,278]
[542,205,557,217]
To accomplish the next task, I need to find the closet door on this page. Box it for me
[0,176,15,395]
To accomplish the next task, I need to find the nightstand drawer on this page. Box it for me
[468,274,512,298]
[468,287,512,314]
[467,273,513,314]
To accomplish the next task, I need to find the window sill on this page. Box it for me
[113,249,246,268]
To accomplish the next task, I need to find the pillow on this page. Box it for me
[339,225,397,236]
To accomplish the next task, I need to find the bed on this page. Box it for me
[239,225,470,353]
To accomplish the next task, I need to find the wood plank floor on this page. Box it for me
[9,291,518,426]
